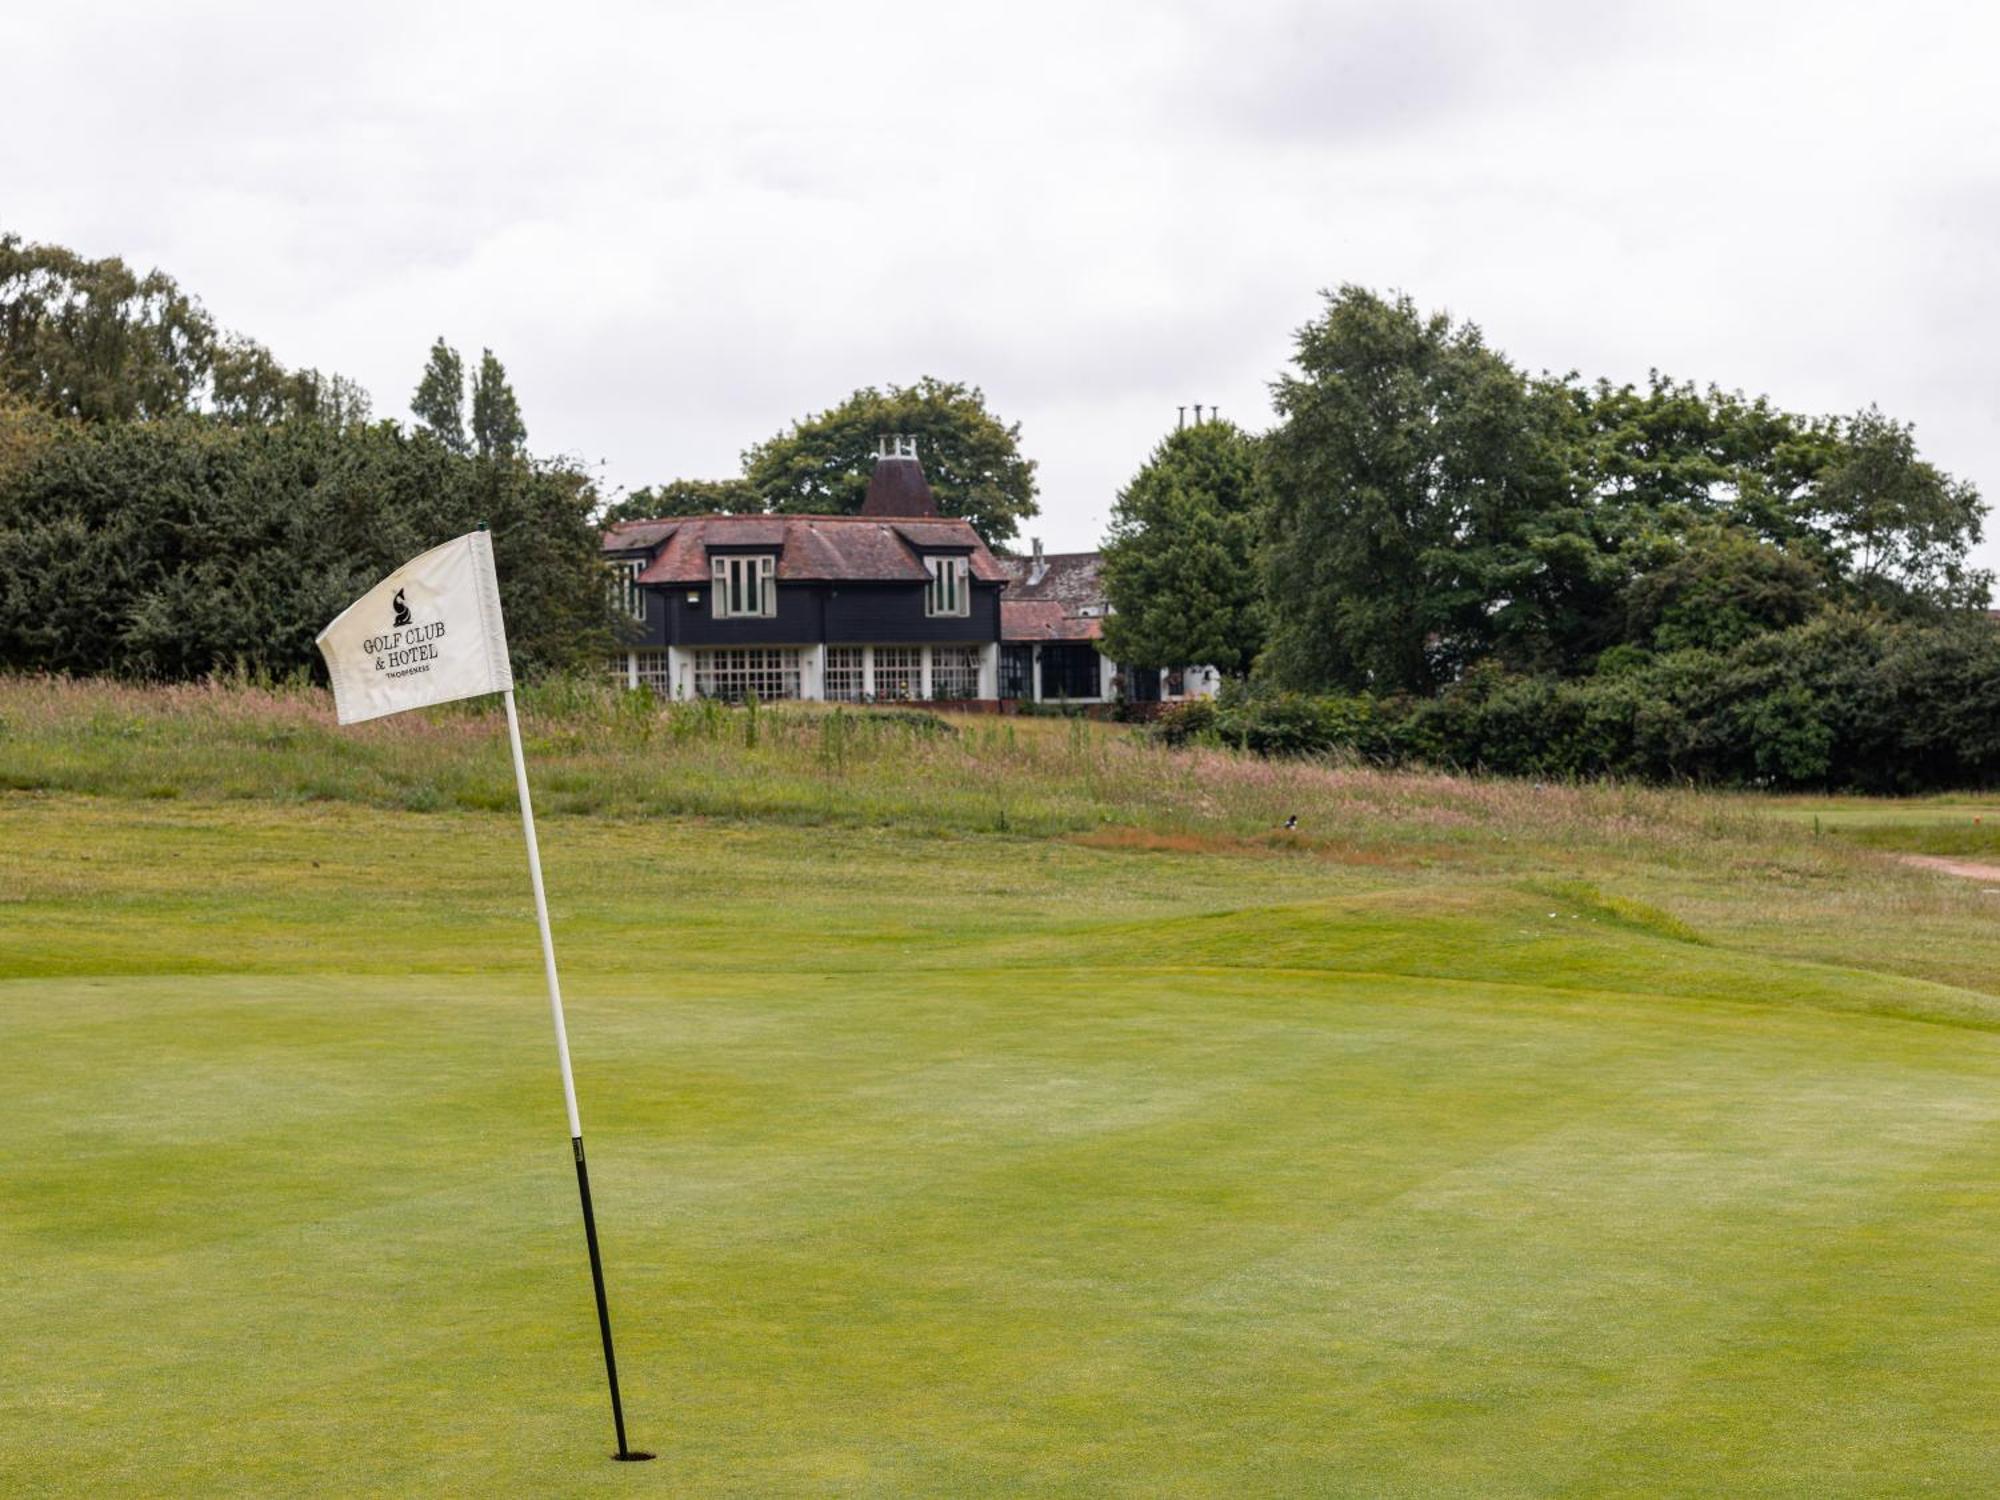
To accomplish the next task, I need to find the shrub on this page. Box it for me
[1152,611,2000,791]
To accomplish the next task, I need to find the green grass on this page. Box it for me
[6,679,2000,1495]
[1756,792,2000,856]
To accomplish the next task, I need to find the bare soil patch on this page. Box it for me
[1898,853,2000,883]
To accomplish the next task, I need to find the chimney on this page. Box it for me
[860,433,940,518]
[1028,536,1047,588]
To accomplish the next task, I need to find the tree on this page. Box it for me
[1261,286,1568,693]
[0,233,216,422]
[297,369,374,428]
[1622,523,1826,654]
[1100,420,1266,675]
[411,338,467,453]
[601,477,761,524]
[742,377,1037,544]
[470,347,526,459]
[1813,406,1987,610]
[210,336,372,427]
[0,415,612,680]
[1,234,372,428]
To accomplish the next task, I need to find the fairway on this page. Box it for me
[6,697,2000,1494]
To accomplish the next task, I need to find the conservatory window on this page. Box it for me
[694,647,801,702]
[634,650,672,695]
[825,647,866,702]
[930,645,980,699]
[873,646,920,701]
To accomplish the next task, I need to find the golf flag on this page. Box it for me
[315,531,649,1462]
[315,530,513,725]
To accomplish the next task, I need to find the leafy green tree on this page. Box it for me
[1566,374,1842,546]
[1100,420,1266,675]
[0,233,216,421]
[470,347,526,459]
[1,234,371,428]
[298,370,374,427]
[210,336,372,426]
[601,477,761,524]
[742,376,1038,544]
[0,416,611,679]
[1261,286,1569,693]
[411,338,468,453]
[1622,523,1826,653]
[1814,406,1987,609]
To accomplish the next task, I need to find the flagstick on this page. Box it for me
[502,688,651,1463]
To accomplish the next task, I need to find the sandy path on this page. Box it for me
[1898,853,2000,883]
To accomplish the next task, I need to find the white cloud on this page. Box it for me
[7,0,1998,557]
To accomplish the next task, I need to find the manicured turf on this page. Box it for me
[5,776,2000,1497]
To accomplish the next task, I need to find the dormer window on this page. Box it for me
[607,558,645,620]
[712,554,777,618]
[924,555,970,617]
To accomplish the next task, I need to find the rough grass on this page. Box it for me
[0,672,1775,847]
[7,677,2000,1495]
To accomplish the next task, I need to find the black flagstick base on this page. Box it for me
[573,1135,654,1462]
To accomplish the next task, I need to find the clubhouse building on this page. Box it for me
[601,437,1218,707]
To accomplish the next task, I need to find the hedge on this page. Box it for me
[1156,612,2000,792]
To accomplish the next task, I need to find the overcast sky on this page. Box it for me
[10,0,1997,558]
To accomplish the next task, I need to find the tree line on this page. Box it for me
[0,234,608,679]
[0,230,1048,686]
[6,228,1990,791]
[1108,287,1990,788]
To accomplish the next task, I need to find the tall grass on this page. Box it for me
[0,672,1826,866]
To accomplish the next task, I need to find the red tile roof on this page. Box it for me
[602,513,1008,585]
[994,550,1106,613]
[993,550,1110,641]
[860,457,940,518]
[601,518,679,552]
[1001,599,1103,642]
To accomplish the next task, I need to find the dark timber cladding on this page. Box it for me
[606,515,1009,645]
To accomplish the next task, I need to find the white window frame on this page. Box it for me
[693,647,802,702]
[711,553,778,618]
[929,644,980,699]
[924,555,970,618]
[824,646,867,702]
[634,650,672,696]
[607,558,645,620]
[872,646,920,701]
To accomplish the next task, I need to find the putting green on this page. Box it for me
[4,798,1998,1496]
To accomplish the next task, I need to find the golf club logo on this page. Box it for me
[364,585,449,679]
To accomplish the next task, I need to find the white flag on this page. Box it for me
[316,531,514,725]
